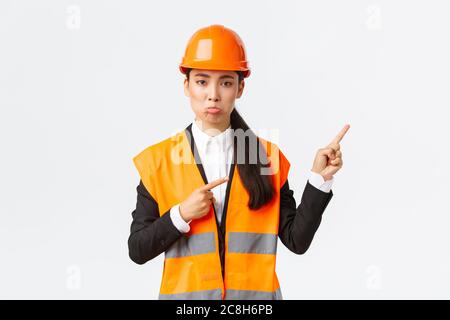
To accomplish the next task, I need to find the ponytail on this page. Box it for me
[230,108,275,210]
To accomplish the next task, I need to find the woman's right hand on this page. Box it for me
[179,176,229,222]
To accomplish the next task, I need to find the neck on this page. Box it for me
[194,118,230,136]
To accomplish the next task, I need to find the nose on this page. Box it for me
[207,84,220,102]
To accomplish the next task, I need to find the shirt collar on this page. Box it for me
[191,119,233,153]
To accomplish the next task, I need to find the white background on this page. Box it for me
[1,0,449,299]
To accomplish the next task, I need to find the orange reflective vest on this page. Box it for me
[133,124,290,300]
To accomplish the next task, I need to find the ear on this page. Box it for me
[236,80,245,99]
[184,78,190,98]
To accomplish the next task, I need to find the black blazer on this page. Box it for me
[128,125,334,277]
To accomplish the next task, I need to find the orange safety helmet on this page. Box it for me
[179,24,251,78]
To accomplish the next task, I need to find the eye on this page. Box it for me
[222,81,233,87]
[196,80,206,86]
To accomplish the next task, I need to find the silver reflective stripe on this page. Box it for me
[165,232,215,258]
[159,289,222,300]
[225,288,283,300]
[228,232,277,254]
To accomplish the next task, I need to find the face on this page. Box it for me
[184,69,245,133]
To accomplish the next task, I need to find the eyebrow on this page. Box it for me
[193,73,235,80]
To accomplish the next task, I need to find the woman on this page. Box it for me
[128,24,349,300]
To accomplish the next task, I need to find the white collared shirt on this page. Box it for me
[170,120,334,233]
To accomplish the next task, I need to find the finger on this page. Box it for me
[331,157,341,165]
[332,151,343,161]
[201,176,229,191]
[327,143,340,152]
[321,147,337,159]
[329,147,337,159]
[330,124,350,145]
[331,157,343,168]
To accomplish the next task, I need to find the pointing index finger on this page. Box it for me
[201,176,229,191]
[331,124,350,144]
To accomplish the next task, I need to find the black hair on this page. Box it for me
[185,69,275,210]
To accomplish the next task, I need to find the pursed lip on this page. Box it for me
[206,107,222,112]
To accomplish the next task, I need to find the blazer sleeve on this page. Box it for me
[128,180,183,264]
[278,179,333,254]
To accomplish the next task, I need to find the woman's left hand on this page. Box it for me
[311,124,350,181]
